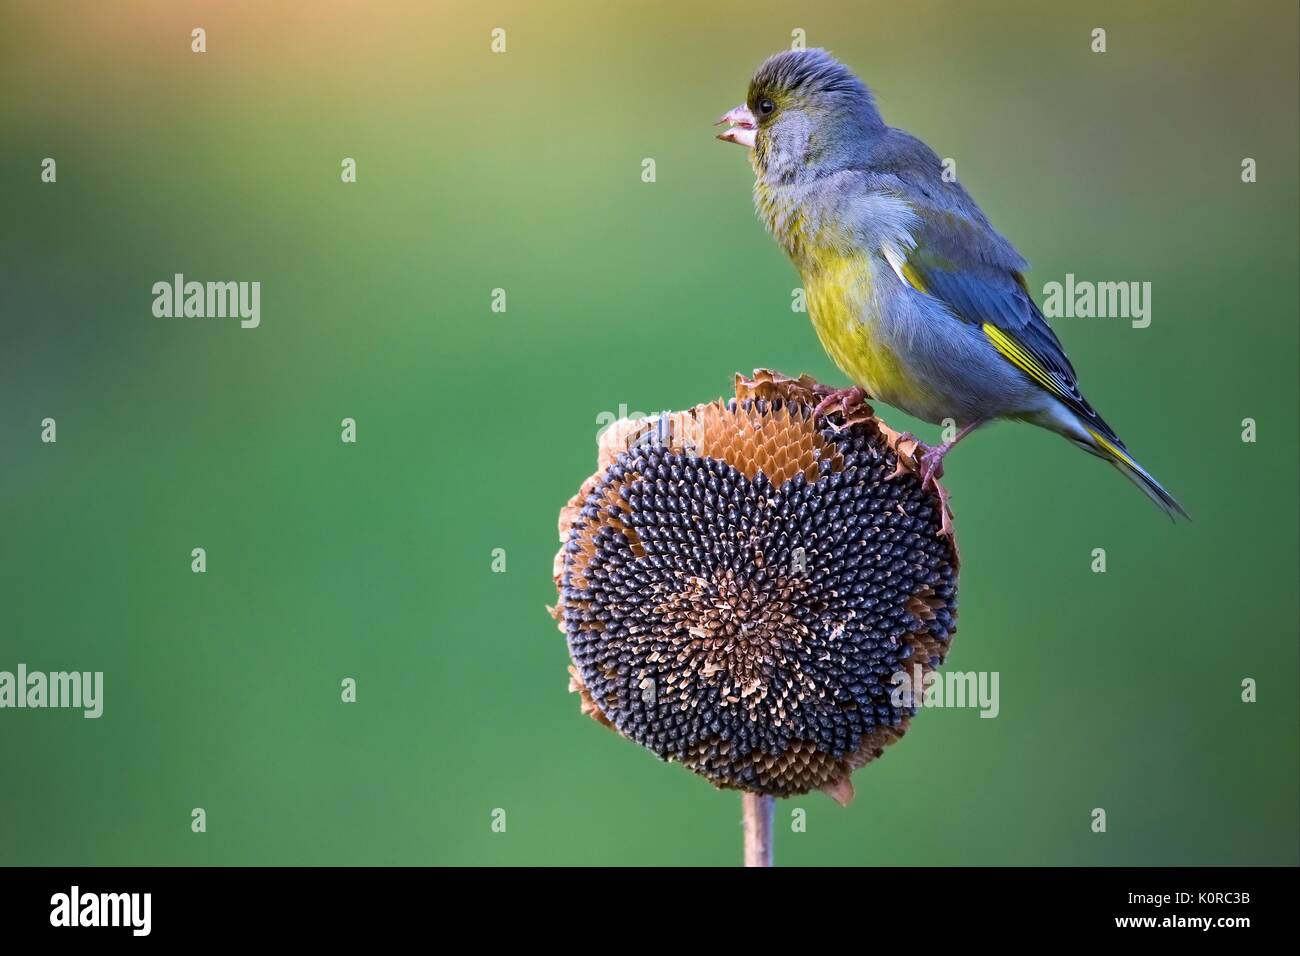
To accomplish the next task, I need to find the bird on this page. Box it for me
[716,48,1186,520]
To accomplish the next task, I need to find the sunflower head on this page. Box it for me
[550,371,958,803]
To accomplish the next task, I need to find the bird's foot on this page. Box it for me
[891,434,954,535]
[917,439,953,489]
[902,419,985,491]
[811,385,868,427]
[908,420,986,536]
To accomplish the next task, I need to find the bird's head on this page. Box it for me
[716,49,884,182]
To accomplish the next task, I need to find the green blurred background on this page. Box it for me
[1,0,1296,866]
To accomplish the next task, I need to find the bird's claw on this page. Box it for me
[919,444,948,489]
[892,432,952,533]
[811,385,868,427]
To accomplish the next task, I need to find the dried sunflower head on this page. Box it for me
[550,371,958,804]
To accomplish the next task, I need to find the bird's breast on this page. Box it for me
[803,251,913,407]
[754,179,925,414]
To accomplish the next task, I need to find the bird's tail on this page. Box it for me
[1069,426,1188,521]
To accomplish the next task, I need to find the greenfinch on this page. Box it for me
[718,49,1185,519]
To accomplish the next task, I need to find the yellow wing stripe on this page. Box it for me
[1086,428,1135,467]
[984,324,1128,463]
[901,262,929,295]
[981,322,1063,398]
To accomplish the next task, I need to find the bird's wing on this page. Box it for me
[881,191,1117,441]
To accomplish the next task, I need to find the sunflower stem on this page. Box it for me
[742,793,775,867]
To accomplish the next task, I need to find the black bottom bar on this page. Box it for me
[0,865,1287,940]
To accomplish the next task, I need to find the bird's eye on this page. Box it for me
[758,98,776,116]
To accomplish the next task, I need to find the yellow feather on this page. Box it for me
[981,322,1061,397]
[1086,428,1135,467]
[755,180,922,412]
[803,250,915,407]
[901,262,928,295]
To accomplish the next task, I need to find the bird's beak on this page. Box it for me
[715,104,757,148]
